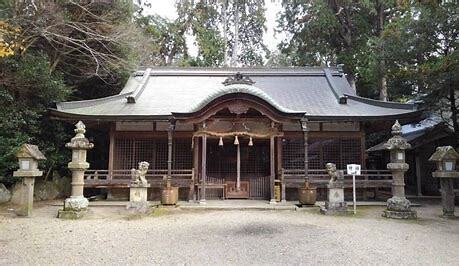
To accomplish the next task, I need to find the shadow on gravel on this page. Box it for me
[232,224,283,236]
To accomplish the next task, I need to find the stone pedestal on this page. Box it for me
[58,121,94,219]
[433,171,458,218]
[382,196,417,219]
[320,181,348,215]
[382,163,417,219]
[127,184,150,213]
[58,196,89,219]
[15,177,35,217]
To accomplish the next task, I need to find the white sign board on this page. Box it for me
[346,164,361,215]
[346,164,361,175]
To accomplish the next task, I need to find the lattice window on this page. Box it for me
[154,139,168,170]
[207,139,236,177]
[114,137,192,170]
[134,139,155,168]
[322,138,341,168]
[308,138,322,170]
[341,138,361,167]
[282,138,304,170]
[241,140,270,175]
[114,138,134,170]
[283,137,362,170]
[173,139,193,169]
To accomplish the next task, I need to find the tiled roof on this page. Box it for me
[52,67,418,120]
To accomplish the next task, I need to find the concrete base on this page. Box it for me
[320,202,348,215]
[57,209,88,219]
[382,209,417,219]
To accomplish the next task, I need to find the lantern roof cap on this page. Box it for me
[16,144,46,160]
[429,146,459,162]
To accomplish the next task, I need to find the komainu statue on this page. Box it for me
[131,161,150,186]
[325,163,343,185]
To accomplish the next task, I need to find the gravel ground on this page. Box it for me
[0,202,458,265]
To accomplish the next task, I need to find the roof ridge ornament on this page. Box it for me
[222,72,255,86]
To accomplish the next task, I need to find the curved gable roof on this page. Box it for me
[51,67,419,121]
[186,84,300,114]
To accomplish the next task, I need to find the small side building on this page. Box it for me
[367,117,456,196]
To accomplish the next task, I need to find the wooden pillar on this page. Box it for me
[360,128,367,169]
[200,135,207,203]
[277,137,286,202]
[415,152,423,196]
[236,143,241,191]
[108,124,115,180]
[270,135,276,203]
[191,136,199,202]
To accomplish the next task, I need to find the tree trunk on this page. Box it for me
[376,1,388,101]
[222,0,229,66]
[378,69,388,101]
[346,72,357,92]
[230,0,239,67]
[449,86,459,148]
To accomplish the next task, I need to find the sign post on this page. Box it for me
[347,164,361,215]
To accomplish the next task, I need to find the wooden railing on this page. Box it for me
[84,169,194,188]
[281,168,393,189]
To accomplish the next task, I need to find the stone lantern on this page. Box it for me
[429,146,459,218]
[382,120,417,219]
[58,121,94,219]
[13,144,46,217]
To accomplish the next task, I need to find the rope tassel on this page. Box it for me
[234,136,239,145]
[248,137,253,146]
[218,137,224,146]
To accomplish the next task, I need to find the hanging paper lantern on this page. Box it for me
[234,135,239,145]
[218,137,224,146]
[248,136,253,146]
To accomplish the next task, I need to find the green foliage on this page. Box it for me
[0,53,70,180]
[381,1,458,143]
[0,1,142,183]
[175,0,268,66]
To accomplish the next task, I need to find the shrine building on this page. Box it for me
[50,67,420,202]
